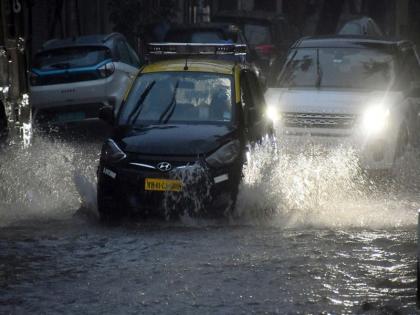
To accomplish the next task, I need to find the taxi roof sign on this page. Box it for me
[147,43,247,56]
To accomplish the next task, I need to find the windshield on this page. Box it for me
[338,22,363,35]
[277,47,396,90]
[119,72,234,126]
[243,23,272,45]
[34,46,111,70]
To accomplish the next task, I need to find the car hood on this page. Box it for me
[118,124,237,156]
[265,88,404,114]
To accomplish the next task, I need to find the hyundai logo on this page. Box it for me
[157,162,172,172]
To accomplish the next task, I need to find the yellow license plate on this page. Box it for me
[145,178,182,192]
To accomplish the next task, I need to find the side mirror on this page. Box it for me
[99,105,115,125]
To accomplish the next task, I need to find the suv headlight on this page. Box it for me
[206,140,240,168]
[362,105,390,134]
[266,105,281,122]
[101,139,126,163]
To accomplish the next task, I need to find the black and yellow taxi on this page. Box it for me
[97,44,272,221]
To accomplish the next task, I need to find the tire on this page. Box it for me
[97,184,124,224]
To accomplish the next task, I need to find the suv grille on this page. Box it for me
[282,112,356,129]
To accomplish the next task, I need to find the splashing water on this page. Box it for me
[162,161,213,219]
[0,137,98,226]
[0,131,419,229]
[236,138,420,229]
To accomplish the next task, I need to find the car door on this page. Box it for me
[111,40,140,112]
[241,69,271,142]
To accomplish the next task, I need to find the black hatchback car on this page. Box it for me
[97,44,272,221]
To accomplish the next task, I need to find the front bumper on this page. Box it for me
[30,76,118,126]
[277,126,398,170]
[98,158,241,217]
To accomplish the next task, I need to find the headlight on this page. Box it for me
[101,139,126,163]
[206,140,240,168]
[361,105,390,134]
[266,106,281,122]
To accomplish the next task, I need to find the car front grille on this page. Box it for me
[282,112,357,129]
[125,154,201,172]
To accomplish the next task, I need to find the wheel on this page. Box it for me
[97,182,124,224]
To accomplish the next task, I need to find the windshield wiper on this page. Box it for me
[127,81,156,125]
[315,48,323,89]
[158,81,180,124]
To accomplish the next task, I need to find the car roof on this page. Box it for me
[292,35,413,49]
[40,33,124,51]
[142,59,237,75]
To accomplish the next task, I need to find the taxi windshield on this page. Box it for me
[119,72,234,126]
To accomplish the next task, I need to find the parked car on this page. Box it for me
[160,23,262,81]
[30,33,141,128]
[337,16,383,37]
[97,44,272,222]
[212,11,299,74]
[265,35,420,171]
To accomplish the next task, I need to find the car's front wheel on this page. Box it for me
[97,181,124,224]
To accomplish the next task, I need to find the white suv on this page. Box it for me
[265,36,420,171]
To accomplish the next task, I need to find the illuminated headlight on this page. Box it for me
[206,140,240,168]
[266,106,281,123]
[101,139,126,163]
[361,106,390,134]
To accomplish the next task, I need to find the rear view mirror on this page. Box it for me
[99,105,115,125]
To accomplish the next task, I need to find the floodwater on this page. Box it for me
[0,128,419,314]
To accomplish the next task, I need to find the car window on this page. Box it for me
[117,40,131,65]
[191,32,227,43]
[119,72,234,126]
[243,23,272,46]
[165,30,227,43]
[277,47,397,90]
[33,46,111,70]
[339,22,362,35]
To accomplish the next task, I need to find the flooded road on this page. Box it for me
[0,220,417,314]
[0,132,419,314]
